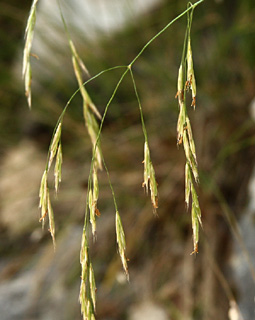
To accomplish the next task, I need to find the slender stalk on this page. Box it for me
[129,0,204,67]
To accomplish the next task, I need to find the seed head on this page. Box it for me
[187,38,196,108]
[54,144,62,193]
[49,123,62,169]
[47,191,56,250]
[185,162,191,208]
[115,211,129,280]
[143,141,150,193]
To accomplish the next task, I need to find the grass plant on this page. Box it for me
[23,1,204,318]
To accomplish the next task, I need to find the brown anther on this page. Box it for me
[191,97,196,108]
[185,80,190,90]
[152,196,158,209]
[30,53,39,60]
[190,243,198,255]
[95,208,101,217]
[39,210,48,222]
[181,90,184,102]
[177,136,183,145]
[175,90,184,104]
[189,74,193,85]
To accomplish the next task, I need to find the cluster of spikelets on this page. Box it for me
[39,122,62,250]
[22,0,39,108]
[24,1,204,319]
[142,141,158,213]
[69,35,130,320]
[175,25,202,254]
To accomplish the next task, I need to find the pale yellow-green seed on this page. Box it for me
[72,55,101,120]
[115,211,129,279]
[186,117,197,164]
[177,63,184,94]
[185,162,191,208]
[187,37,197,106]
[149,162,158,211]
[176,63,184,107]
[24,63,32,108]
[191,202,199,253]
[89,263,96,310]
[191,183,202,226]
[39,170,48,227]
[84,106,103,170]
[89,189,96,237]
[22,0,39,108]
[69,39,89,76]
[49,123,62,168]
[143,141,150,193]
[183,131,199,183]
[54,144,62,193]
[92,169,99,201]
[47,191,56,250]
[177,101,186,143]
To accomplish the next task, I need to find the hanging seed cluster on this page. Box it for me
[39,122,63,249]
[176,22,202,254]
[142,141,158,213]
[79,231,97,320]
[22,0,39,108]
[24,1,204,318]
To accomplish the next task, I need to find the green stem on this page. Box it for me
[84,68,129,228]
[44,65,126,171]
[129,0,204,67]
[129,67,148,142]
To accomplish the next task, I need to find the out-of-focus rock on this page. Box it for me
[128,301,168,320]
[0,140,44,237]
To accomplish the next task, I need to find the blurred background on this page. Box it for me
[0,0,255,319]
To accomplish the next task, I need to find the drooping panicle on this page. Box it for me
[22,0,39,108]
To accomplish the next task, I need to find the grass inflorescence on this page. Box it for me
[24,1,204,318]
[175,4,202,254]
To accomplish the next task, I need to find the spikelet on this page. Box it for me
[183,130,199,183]
[79,231,89,317]
[186,37,196,108]
[72,56,101,120]
[69,39,90,76]
[185,117,197,164]
[90,168,100,233]
[142,142,158,212]
[49,123,62,169]
[79,231,97,320]
[89,188,96,237]
[143,141,150,193]
[149,162,158,211]
[93,169,99,202]
[185,162,192,208]
[47,191,56,250]
[89,263,96,310]
[115,211,129,280]
[190,183,202,254]
[39,170,48,225]
[84,106,103,171]
[54,144,62,193]
[177,100,186,145]
[175,63,184,106]
[22,0,39,108]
